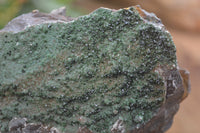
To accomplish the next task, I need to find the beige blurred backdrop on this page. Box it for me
[1,0,200,133]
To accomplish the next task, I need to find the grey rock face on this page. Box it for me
[8,118,60,133]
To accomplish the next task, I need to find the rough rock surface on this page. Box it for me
[7,117,60,133]
[0,6,190,133]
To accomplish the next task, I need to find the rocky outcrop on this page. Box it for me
[0,6,190,133]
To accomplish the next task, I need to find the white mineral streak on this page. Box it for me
[111,118,125,133]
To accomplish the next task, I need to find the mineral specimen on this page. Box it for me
[0,6,190,133]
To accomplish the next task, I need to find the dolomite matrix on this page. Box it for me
[0,6,190,133]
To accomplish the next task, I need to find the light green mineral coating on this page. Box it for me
[0,7,177,132]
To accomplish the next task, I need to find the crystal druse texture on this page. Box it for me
[0,6,190,133]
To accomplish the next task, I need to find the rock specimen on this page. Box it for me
[0,6,190,133]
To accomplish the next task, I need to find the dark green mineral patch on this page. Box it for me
[0,6,183,133]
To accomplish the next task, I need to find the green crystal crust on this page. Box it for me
[0,7,177,132]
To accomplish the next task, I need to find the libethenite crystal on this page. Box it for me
[0,6,189,133]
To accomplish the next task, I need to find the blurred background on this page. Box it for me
[0,0,200,133]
